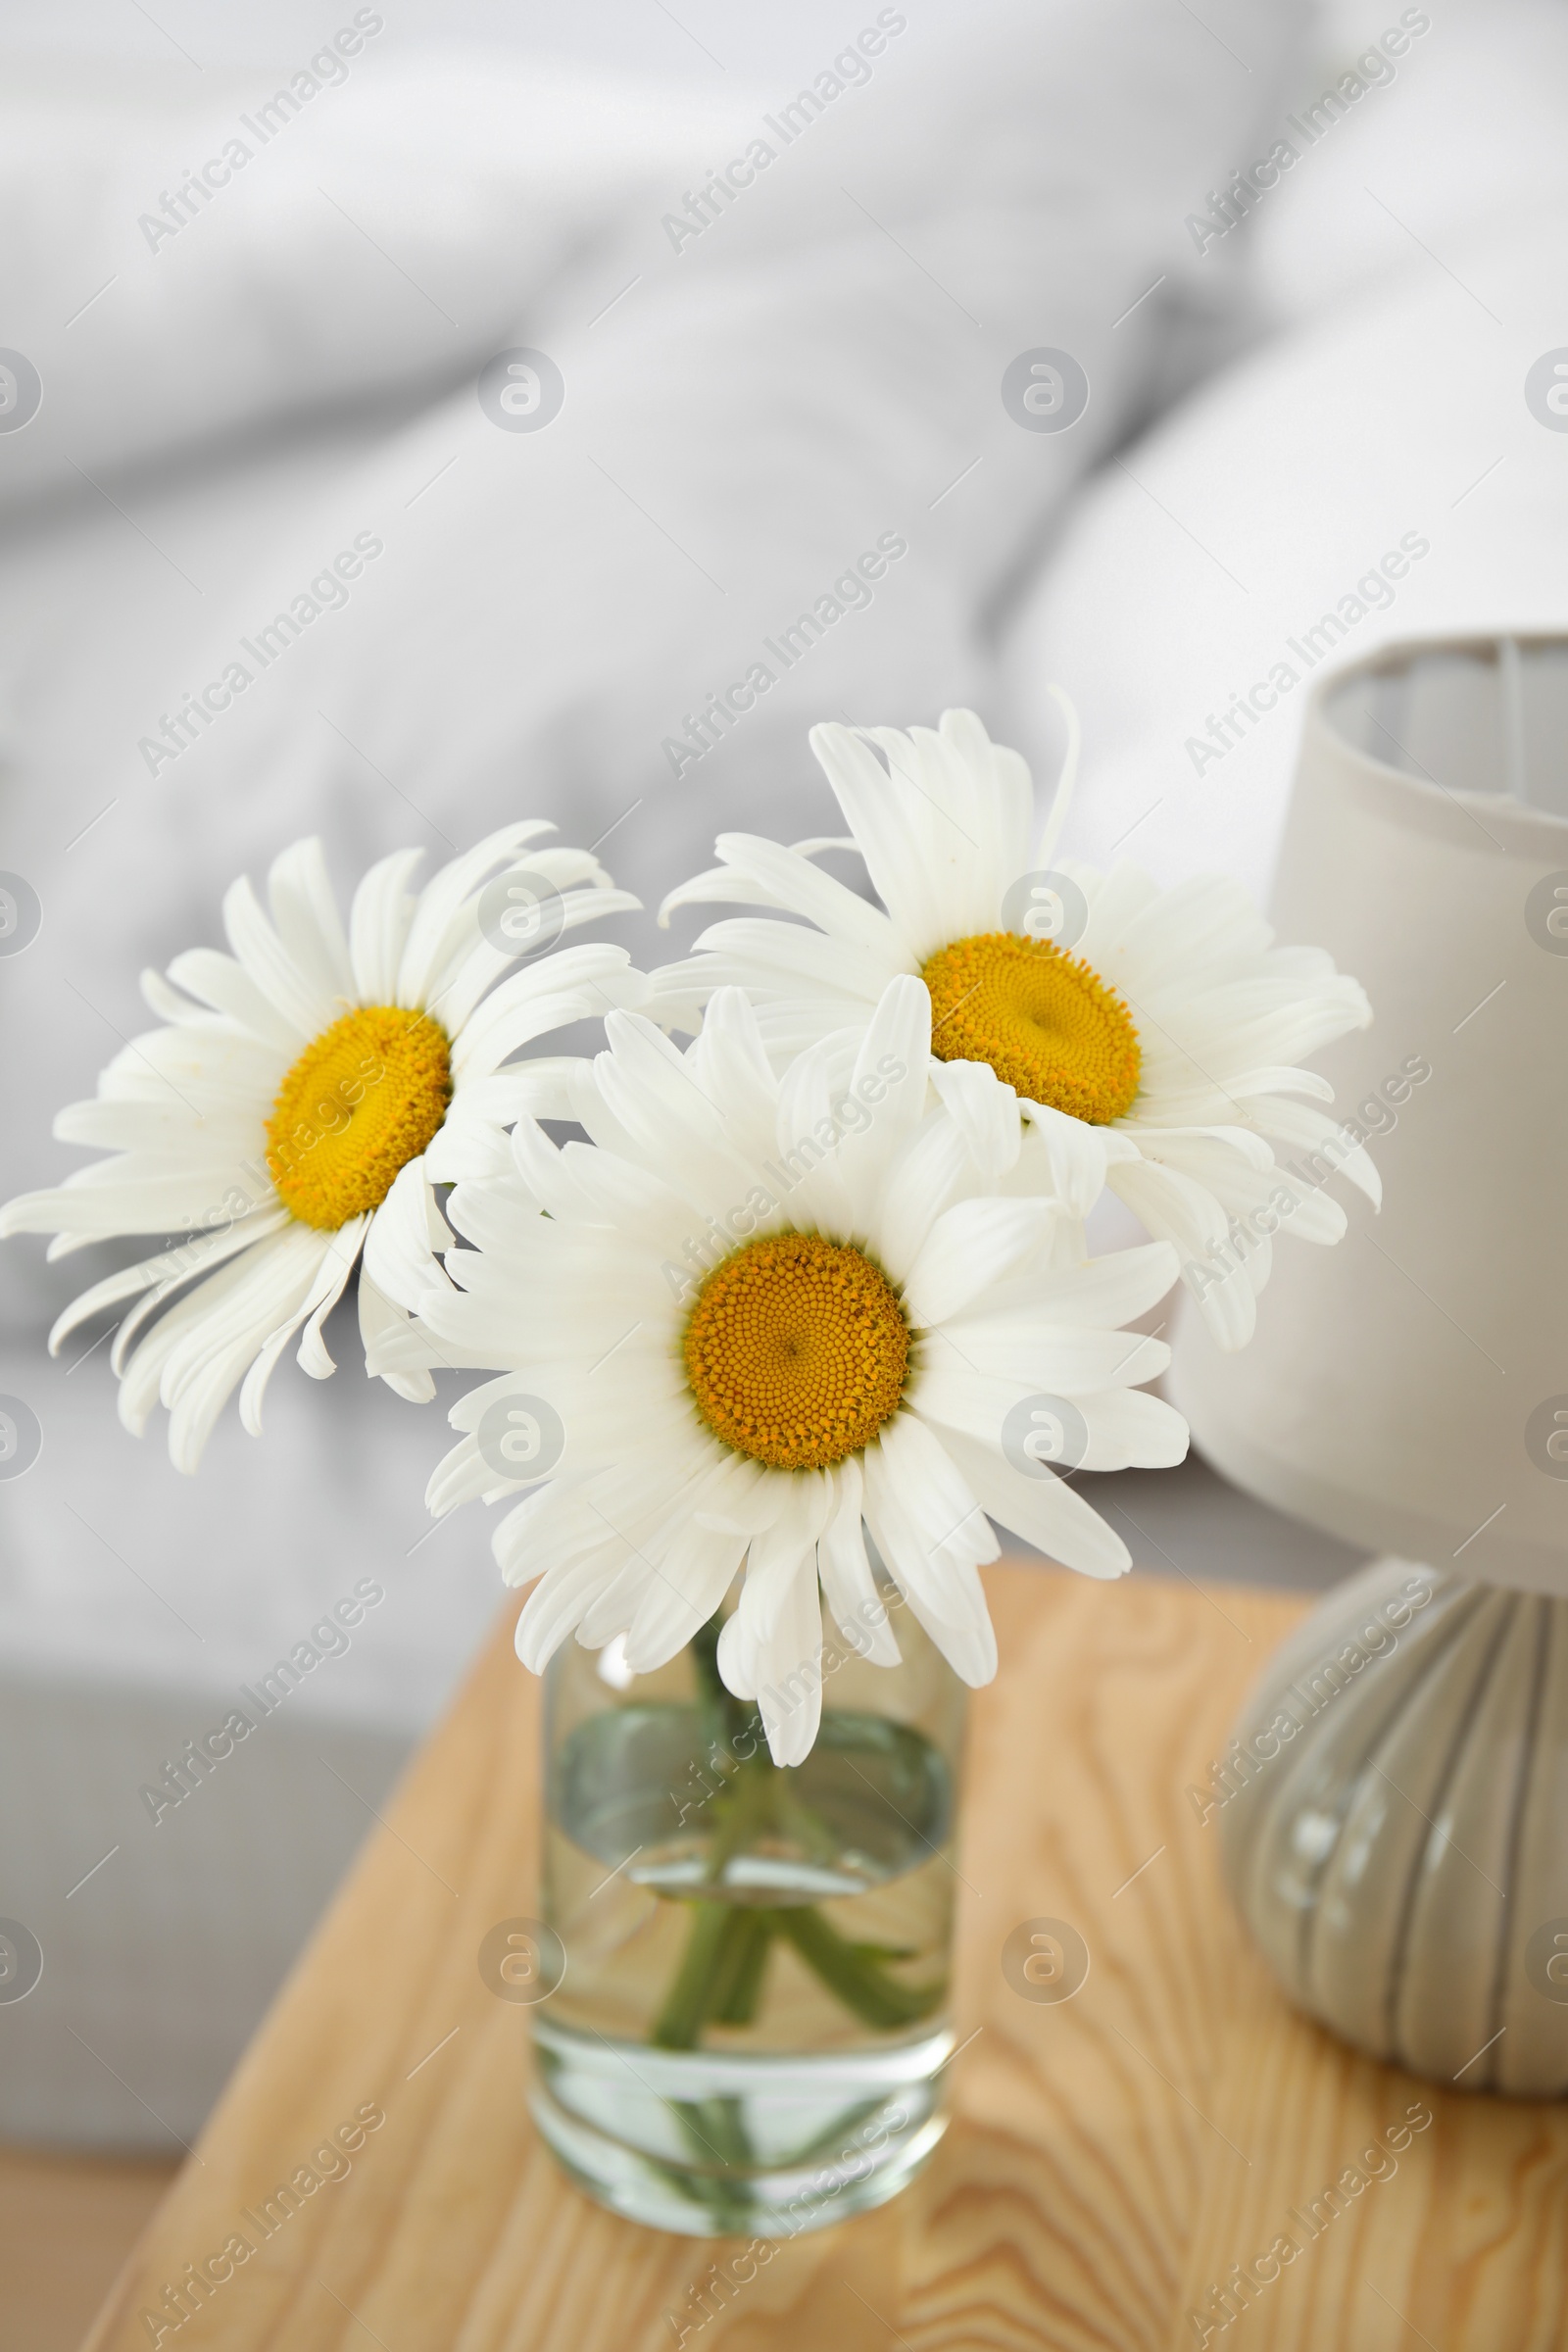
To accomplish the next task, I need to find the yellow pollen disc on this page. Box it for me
[683,1232,909,1472]
[266,1004,452,1231]
[920,930,1142,1125]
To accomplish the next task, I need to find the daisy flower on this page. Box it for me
[401,976,1186,1765]
[1,826,640,1471]
[646,707,1376,1348]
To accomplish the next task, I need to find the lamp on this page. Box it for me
[1170,633,1568,2094]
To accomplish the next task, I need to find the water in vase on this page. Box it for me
[531,1595,965,2235]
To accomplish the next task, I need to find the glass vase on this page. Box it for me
[528,1575,965,2236]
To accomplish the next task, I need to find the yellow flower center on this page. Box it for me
[683,1232,909,1471]
[266,1004,452,1231]
[920,931,1142,1124]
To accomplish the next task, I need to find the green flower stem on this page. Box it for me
[658,2095,760,2230]
[653,1610,946,2049]
[652,1901,738,2049]
[711,1911,773,2027]
[702,1751,777,1886]
[690,1612,755,1757]
[772,1907,943,2032]
[675,2092,756,2172]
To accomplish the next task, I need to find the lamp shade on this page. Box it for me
[1169,633,1568,1595]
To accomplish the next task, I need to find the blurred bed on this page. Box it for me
[1,0,1563,2144]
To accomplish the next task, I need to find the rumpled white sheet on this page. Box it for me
[0,47,748,508]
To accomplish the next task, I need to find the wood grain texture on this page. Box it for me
[80,1565,1568,2351]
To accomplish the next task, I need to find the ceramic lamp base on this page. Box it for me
[1216,1557,1568,2097]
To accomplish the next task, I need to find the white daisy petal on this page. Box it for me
[222,871,338,1042]
[623,1526,750,1676]
[837,973,932,1214]
[681,916,892,1005]
[119,1222,325,1467]
[449,945,640,1083]
[394,820,557,1005]
[1183,1260,1258,1350]
[872,1107,982,1285]
[816,1457,902,1668]
[731,1471,835,1648]
[51,1091,265,1156]
[361,1162,449,1312]
[915,1354,1185,1469]
[590,1012,761,1225]
[358,1268,435,1402]
[138,965,214,1026]
[239,1232,368,1430]
[1012,1102,1111,1220]
[434,1058,582,1144]
[1223,1065,1337,1104]
[1070,859,1162,950]
[901,1198,1056,1329]
[919,1316,1170,1408]
[935,1426,1133,1582]
[940,709,1033,893]
[515,1543,629,1673]
[1072,1387,1191,1471]
[979,1242,1181,1334]
[1113,871,1272,979]
[349,848,426,1003]
[293,1219,368,1380]
[6,1171,262,1243]
[1253,1162,1349,1247]
[659,864,787,923]
[686,987,784,1170]
[1244,1095,1383,1208]
[753,1558,828,1768]
[690,834,900,960]
[719,1477,835,1763]
[162,947,302,1054]
[44,1207,291,1363]
[775,1037,861,1240]
[427,894,641,1042]
[267,836,355,1009]
[861,1417,998,1686]
[808,722,952,960]
[928,1061,1024,1186]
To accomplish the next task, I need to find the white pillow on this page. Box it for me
[1003,203,1568,904]
[1251,0,1568,327]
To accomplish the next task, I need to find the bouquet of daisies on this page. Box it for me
[3,709,1372,2045]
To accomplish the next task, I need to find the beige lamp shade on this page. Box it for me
[1169,633,1568,1595]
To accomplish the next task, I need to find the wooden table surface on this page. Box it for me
[82,1565,1568,2351]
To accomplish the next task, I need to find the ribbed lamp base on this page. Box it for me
[1217,1556,1568,2097]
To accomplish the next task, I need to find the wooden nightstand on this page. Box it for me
[81,1566,1568,2350]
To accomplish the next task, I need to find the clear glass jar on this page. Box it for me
[529,1576,966,2236]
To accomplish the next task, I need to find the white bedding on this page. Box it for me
[1006,0,1568,900]
[1006,201,1568,905]
[1,0,1555,2142]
